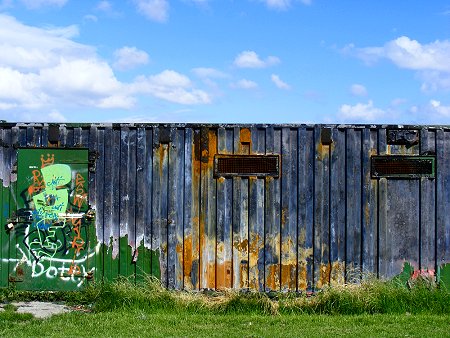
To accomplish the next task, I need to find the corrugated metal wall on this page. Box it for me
[1,123,449,291]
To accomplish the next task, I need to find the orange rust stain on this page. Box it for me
[297,262,307,291]
[240,128,251,143]
[158,144,167,174]
[216,260,232,290]
[176,243,183,254]
[183,235,193,278]
[240,263,249,289]
[316,143,329,162]
[281,208,288,226]
[281,264,296,290]
[330,260,345,286]
[265,264,280,291]
[207,262,215,289]
[235,239,248,253]
[316,263,331,289]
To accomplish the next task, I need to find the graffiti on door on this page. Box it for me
[7,149,96,288]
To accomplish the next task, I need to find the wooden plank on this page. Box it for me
[199,127,217,289]
[136,127,152,282]
[346,128,362,282]
[119,128,131,277]
[248,127,265,291]
[232,127,249,289]
[216,127,233,290]
[420,129,436,273]
[329,128,345,286]
[167,128,185,289]
[264,126,281,291]
[102,126,113,281]
[280,128,298,291]
[362,129,378,276]
[183,128,200,289]
[314,126,331,289]
[8,127,19,283]
[110,128,121,280]
[436,129,450,269]
[127,128,137,280]
[152,127,168,284]
[378,128,389,278]
[297,128,314,292]
[0,129,10,286]
[94,128,105,280]
[387,130,420,276]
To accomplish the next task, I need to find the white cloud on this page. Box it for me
[0,14,211,119]
[348,36,450,92]
[428,99,450,117]
[48,109,67,122]
[231,79,258,90]
[350,84,367,97]
[271,74,290,90]
[113,46,149,71]
[132,70,211,104]
[338,100,385,122]
[96,0,112,12]
[192,67,229,79]
[134,0,169,22]
[20,0,67,9]
[260,0,311,10]
[233,51,280,68]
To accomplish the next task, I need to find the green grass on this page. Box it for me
[0,310,449,337]
[1,276,449,337]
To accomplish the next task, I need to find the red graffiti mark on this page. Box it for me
[68,172,88,276]
[411,269,435,279]
[27,170,45,197]
[68,264,81,276]
[40,153,55,168]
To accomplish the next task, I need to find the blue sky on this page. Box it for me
[1,0,450,124]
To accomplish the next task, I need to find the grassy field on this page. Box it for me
[1,308,449,337]
[1,277,449,337]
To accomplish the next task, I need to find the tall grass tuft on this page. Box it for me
[1,275,449,315]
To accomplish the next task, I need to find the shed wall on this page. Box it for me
[1,124,449,291]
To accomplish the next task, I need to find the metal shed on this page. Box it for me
[0,123,449,291]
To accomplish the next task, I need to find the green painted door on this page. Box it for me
[9,148,95,290]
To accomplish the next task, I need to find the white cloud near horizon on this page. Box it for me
[133,0,169,22]
[271,74,290,90]
[113,46,149,70]
[338,100,385,122]
[0,14,211,121]
[347,36,450,92]
[234,51,280,68]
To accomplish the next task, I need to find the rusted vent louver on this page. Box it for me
[371,156,435,178]
[214,155,280,178]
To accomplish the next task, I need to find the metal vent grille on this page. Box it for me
[371,156,435,178]
[214,155,280,177]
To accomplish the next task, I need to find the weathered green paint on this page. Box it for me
[393,262,415,286]
[8,148,94,291]
[438,264,450,289]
